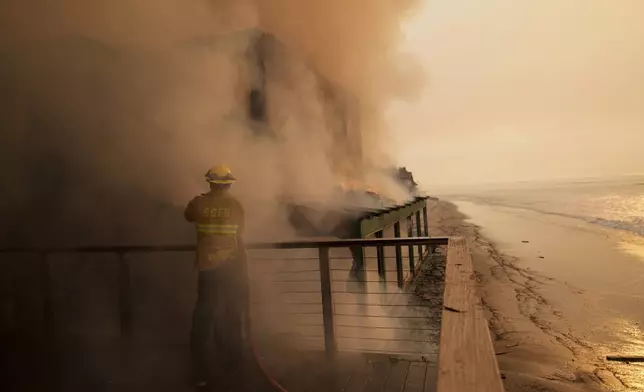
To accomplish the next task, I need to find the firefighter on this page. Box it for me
[184,164,249,387]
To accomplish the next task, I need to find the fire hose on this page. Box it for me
[243,279,290,392]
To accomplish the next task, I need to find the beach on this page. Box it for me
[428,197,644,392]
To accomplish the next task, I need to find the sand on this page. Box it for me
[428,199,644,392]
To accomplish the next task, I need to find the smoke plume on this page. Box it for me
[0,0,424,246]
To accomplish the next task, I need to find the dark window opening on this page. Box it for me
[249,88,266,122]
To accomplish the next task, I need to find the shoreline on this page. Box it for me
[445,194,644,239]
[428,199,637,392]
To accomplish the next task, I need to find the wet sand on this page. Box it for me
[429,199,644,392]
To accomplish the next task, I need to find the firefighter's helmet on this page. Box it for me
[205,164,236,184]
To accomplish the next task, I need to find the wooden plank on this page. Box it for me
[363,361,390,391]
[436,237,505,392]
[360,199,427,237]
[323,352,361,392]
[402,362,426,392]
[266,351,357,392]
[279,360,316,392]
[344,358,373,392]
[382,360,410,392]
[423,364,438,392]
[298,353,419,392]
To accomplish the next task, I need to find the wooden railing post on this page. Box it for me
[350,220,365,277]
[375,230,385,279]
[415,211,423,257]
[318,247,336,358]
[118,253,132,336]
[407,216,415,276]
[393,221,403,287]
[423,205,430,254]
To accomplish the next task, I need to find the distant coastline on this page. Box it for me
[435,177,644,238]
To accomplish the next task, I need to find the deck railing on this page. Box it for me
[0,237,446,354]
[0,203,504,391]
[351,196,433,275]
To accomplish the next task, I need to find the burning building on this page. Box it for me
[181,28,385,236]
[396,167,419,195]
[181,28,365,194]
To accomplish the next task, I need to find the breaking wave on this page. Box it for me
[589,217,644,236]
[455,194,644,238]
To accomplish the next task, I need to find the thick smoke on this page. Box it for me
[0,0,424,246]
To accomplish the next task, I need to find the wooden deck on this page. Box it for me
[436,237,504,392]
[33,346,436,392]
[264,352,437,392]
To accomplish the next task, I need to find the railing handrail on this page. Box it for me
[0,236,448,255]
[359,197,429,236]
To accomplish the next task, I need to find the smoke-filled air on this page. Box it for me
[0,0,424,246]
[391,0,644,191]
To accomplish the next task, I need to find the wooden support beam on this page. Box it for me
[360,198,427,237]
[407,216,415,275]
[318,247,336,358]
[375,231,385,278]
[394,221,403,287]
[415,210,423,257]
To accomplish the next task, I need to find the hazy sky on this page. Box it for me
[389,0,644,188]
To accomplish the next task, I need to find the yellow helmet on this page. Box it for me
[205,164,236,184]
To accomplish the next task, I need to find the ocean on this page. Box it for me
[444,175,644,238]
[442,176,644,390]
